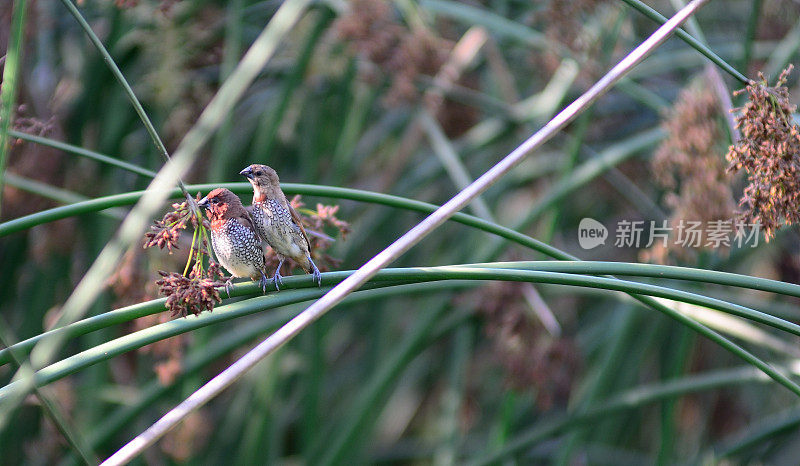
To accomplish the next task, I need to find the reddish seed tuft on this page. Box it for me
[143,195,202,253]
[726,65,800,240]
[155,267,225,318]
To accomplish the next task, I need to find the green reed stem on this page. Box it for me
[0,0,28,216]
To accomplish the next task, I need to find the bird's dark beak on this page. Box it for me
[239,167,254,180]
[198,196,210,209]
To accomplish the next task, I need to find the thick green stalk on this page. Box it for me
[0,183,565,263]
[463,261,800,298]
[0,287,345,402]
[3,267,800,401]
[2,173,124,220]
[78,281,476,457]
[4,181,798,397]
[6,260,800,367]
[0,122,662,240]
[0,261,800,372]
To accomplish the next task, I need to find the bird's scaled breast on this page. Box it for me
[211,219,263,278]
[253,201,305,257]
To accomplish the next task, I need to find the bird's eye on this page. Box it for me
[255,170,262,177]
[212,198,219,204]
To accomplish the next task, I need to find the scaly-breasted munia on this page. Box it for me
[198,187,269,293]
[239,164,322,288]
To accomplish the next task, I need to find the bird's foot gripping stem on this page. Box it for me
[272,259,285,291]
[271,271,284,291]
[309,257,322,287]
[259,272,269,294]
[224,277,234,298]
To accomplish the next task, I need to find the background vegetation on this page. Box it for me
[2,0,800,464]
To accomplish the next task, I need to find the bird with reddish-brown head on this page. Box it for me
[239,164,322,289]
[198,187,269,293]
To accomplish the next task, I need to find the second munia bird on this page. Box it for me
[240,164,322,289]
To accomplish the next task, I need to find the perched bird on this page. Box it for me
[240,164,322,288]
[198,188,269,293]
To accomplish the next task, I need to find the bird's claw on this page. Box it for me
[224,278,234,298]
[309,257,322,287]
[259,273,269,294]
[272,272,284,291]
[307,254,322,286]
[312,266,322,287]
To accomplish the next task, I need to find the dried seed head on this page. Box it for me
[726,65,800,240]
[143,195,202,252]
[156,270,224,317]
[645,77,736,264]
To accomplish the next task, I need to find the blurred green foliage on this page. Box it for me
[3,0,800,464]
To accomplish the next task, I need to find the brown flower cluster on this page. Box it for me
[726,65,800,240]
[144,195,204,252]
[145,195,226,317]
[334,0,450,105]
[156,268,225,318]
[477,282,580,410]
[644,78,736,263]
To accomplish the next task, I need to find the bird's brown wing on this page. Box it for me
[287,203,312,250]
